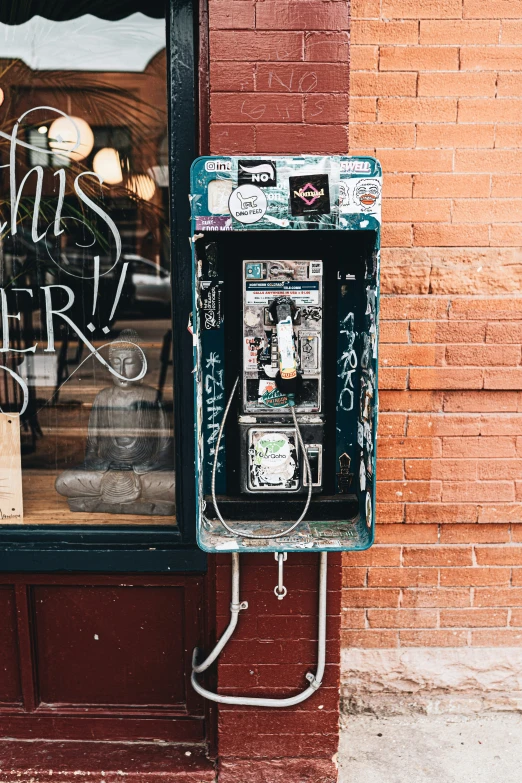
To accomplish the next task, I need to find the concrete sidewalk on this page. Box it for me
[338,713,522,783]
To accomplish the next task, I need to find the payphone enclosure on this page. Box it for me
[190,155,381,555]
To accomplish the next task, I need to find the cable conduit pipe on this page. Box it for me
[191,550,328,707]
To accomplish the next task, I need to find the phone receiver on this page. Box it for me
[268,297,302,397]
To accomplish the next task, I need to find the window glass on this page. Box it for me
[0,5,175,525]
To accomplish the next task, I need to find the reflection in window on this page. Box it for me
[0,6,175,525]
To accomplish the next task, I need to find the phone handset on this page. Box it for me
[268,297,300,400]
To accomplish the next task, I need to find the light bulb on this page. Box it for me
[93,147,123,185]
[127,174,156,201]
[48,116,94,162]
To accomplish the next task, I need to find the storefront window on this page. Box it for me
[0,4,175,525]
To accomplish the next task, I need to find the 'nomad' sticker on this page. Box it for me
[289,174,330,216]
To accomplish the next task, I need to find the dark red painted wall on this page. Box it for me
[207,3,348,777]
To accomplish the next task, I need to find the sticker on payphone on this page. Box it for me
[247,429,300,491]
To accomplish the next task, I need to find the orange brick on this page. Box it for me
[485,369,522,390]
[351,45,379,71]
[375,524,439,544]
[381,223,414,248]
[487,585,522,604]
[350,72,418,97]
[411,321,487,344]
[210,31,304,61]
[304,32,349,62]
[476,547,522,566]
[256,2,349,31]
[456,149,522,173]
[464,0,522,18]
[341,630,399,648]
[368,567,438,587]
[441,523,511,543]
[508,609,522,626]
[407,415,482,437]
[441,609,508,627]
[495,126,522,148]
[413,224,490,247]
[413,174,490,199]
[478,504,522,523]
[380,47,459,72]
[487,323,522,346]
[405,459,477,481]
[377,481,442,503]
[377,460,405,480]
[342,568,367,587]
[351,20,418,44]
[376,502,406,523]
[449,298,522,321]
[210,1,255,29]
[382,296,450,321]
[368,609,437,628]
[461,47,522,70]
[443,436,516,458]
[381,345,445,366]
[383,198,451,223]
[491,225,522,246]
[459,99,522,124]
[416,123,494,148]
[453,198,522,223]
[418,72,496,97]
[497,73,522,97]
[480,414,522,435]
[406,503,478,523]
[378,437,442,459]
[403,546,473,567]
[380,321,410,343]
[420,20,500,44]
[440,567,511,586]
[378,149,454,173]
[410,368,484,390]
[379,367,408,389]
[446,344,521,366]
[350,97,377,122]
[380,390,444,411]
[351,124,415,149]
[473,629,522,645]
[400,630,468,646]
[479,460,522,480]
[352,0,380,16]
[379,98,458,123]
[378,413,408,436]
[343,589,400,608]
[340,609,366,628]
[402,588,471,607]
[443,391,518,412]
[511,528,522,544]
[501,20,522,42]
[383,0,462,18]
[343,547,401,567]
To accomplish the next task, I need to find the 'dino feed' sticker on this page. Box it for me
[229,184,267,224]
[289,174,330,217]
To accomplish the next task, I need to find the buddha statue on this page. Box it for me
[55,329,175,516]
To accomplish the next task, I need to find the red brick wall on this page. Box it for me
[208,2,348,777]
[345,0,522,655]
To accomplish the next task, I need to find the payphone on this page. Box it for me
[190,156,382,705]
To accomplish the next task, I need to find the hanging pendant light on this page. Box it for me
[48,116,94,162]
[93,147,123,185]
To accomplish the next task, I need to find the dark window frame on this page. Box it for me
[0,0,207,573]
